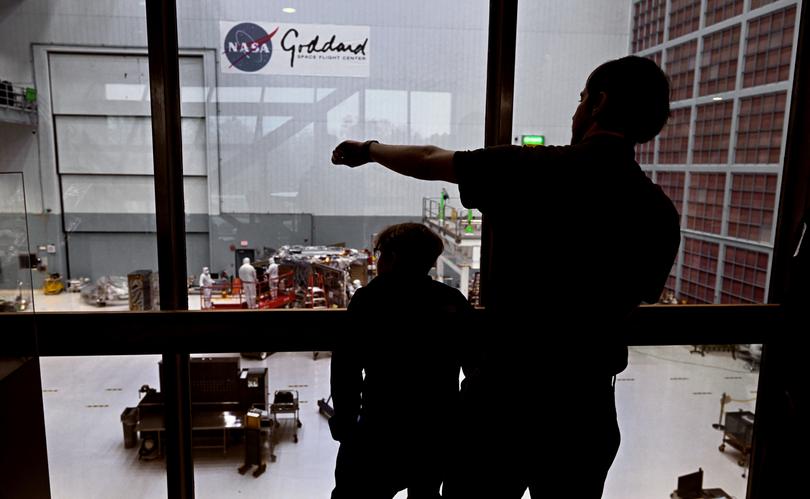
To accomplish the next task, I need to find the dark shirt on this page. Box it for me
[453,135,680,378]
[330,272,473,441]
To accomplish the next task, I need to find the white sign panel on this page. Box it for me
[220,22,369,77]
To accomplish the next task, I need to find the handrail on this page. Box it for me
[0,82,37,113]
[423,197,483,241]
[1,304,782,358]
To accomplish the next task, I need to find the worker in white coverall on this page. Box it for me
[238,257,258,309]
[267,257,280,299]
[199,266,214,309]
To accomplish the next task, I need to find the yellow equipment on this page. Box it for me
[43,273,65,295]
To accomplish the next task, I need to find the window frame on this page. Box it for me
[4,1,808,498]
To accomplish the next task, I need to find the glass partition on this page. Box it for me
[0,172,34,313]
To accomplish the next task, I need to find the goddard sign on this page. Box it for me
[221,21,369,77]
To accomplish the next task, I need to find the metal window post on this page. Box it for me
[481,0,518,308]
[145,1,193,498]
[751,0,809,497]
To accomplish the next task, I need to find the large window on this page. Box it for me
[508,1,801,496]
[174,1,489,311]
[3,1,488,497]
[632,0,801,305]
[0,173,33,313]
[1,1,804,498]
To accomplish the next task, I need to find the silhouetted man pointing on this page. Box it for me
[332,56,680,499]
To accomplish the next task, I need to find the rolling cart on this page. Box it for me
[719,409,754,475]
[712,393,755,478]
[271,389,302,443]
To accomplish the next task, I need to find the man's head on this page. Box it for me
[242,257,251,265]
[203,267,210,274]
[571,55,670,145]
[374,223,444,275]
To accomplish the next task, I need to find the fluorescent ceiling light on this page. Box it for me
[712,96,723,101]
[282,7,296,13]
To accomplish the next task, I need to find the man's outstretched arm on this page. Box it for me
[331,140,458,183]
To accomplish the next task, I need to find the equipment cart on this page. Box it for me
[271,389,302,443]
[719,409,754,475]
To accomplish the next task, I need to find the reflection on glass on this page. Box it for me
[174,0,489,310]
[326,92,360,137]
[263,87,318,103]
[366,89,408,143]
[411,91,452,142]
[17,45,210,311]
[0,0,220,311]
[55,117,206,176]
[0,173,34,312]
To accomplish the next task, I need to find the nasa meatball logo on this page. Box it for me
[223,22,280,72]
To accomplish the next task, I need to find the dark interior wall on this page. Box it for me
[66,233,208,282]
[0,358,51,499]
[208,214,314,276]
[312,215,420,250]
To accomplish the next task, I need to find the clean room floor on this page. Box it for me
[39,344,757,499]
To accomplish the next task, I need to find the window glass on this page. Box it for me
[1,11,209,313]
[0,173,34,313]
[40,355,167,498]
[607,345,759,498]
[512,1,794,496]
[171,2,490,496]
[177,1,489,311]
[630,0,800,305]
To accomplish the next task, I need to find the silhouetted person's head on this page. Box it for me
[374,223,444,276]
[571,55,671,145]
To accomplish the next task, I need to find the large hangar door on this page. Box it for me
[47,52,209,280]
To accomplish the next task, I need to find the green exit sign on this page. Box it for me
[521,134,545,146]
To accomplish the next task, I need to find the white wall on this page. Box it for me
[0,125,40,212]
[513,0,632,146]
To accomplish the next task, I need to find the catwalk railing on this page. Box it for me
[422,197,484,242]
[0,82,37,113]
